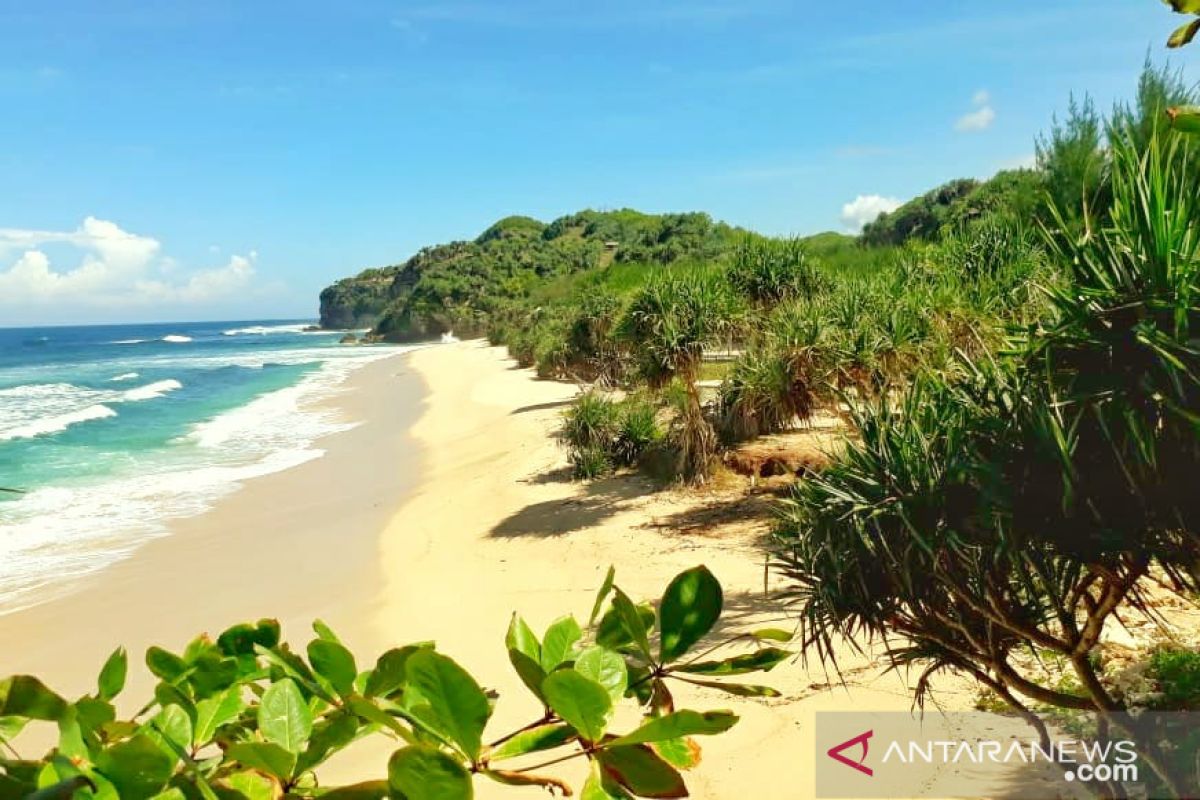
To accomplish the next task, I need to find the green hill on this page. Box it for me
[318,209,745,341]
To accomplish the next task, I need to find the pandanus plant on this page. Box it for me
[619,272,742,482]
[774,130,1200,797]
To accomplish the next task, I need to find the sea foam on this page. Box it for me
[0,404,118,441]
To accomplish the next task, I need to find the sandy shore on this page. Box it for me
[4,339,1019,798]
[0,349,424,700]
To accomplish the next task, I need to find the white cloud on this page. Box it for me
[0,217,258,317]
[955,89,996,133]
[840,194,901,231]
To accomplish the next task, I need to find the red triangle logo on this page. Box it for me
[827,730,874,776]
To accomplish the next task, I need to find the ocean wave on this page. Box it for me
[223,323,316,336]
[121,379,183,402]
[109,372,140,382]
[162,335,192,343]
[0,404,118,442]
[112,338,150,345]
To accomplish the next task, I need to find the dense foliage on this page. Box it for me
[0,567,790,799]
[318,211,744,342]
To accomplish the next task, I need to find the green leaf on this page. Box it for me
[609,710,738,746]
[674,647,790,676]
[365,645,426,698]
[1169,18,1200,47]
[750,628,793,643]
[596,603,656,653]
[307,639,358,697]
[312,619,342,643]
[658,566,722,663]
[507,649,548,705]
[505,614,541,662]
[297,712,360,774]
[487,723,575,762]
[574,646,628,703]
[257,679,313,753]
[1168,105,1200,134]
[405,650,490,761]
[145,648,188,684]
[148,704,193,759]
[588,566,617,627]
[540,615,583,672]
[318,780,389,799]
[582,760,632,800]
[95,734,176,798]
[677,678,780,697]
[0,676,67,721]
[216,619,280,657]
[226,742,297,781]
[0,715,28,741]
[222,771,276,800]
[1165,0,1200,14]
[387,745,473,800]
[22,776,95,800]
[650,737,701,770]
[345,697,418,744]
[611,590,654,662]
[97,647,128,701]
[193,686,244,745]
[542,671,612,743]
[149,787,186,800]
[597,744,688,798]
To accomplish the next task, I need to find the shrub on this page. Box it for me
[0,567,789,799]
[728,236,823,305]
[561,392,620,452]
[718,348,819,442]
[569,444,614,479]
[612,397,663,467]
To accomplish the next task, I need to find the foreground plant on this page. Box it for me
[0,566,788,799]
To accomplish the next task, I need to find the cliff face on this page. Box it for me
[317,210,741,341]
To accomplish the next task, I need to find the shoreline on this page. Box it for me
[0,347,426,702]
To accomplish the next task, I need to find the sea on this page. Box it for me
[0,320,409,615]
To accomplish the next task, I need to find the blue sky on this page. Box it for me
[0,1,1192,325]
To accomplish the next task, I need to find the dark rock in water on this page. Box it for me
[303,325,321,332]
[361,332,383,344]
[339,334,359,345]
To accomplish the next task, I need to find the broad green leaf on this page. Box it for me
[596,603,656,653]
[97,647,127,701]
[365,645,425,698]
[487,723,575,762]
[22,776,95,800]
[582,760,632,800]
[0,715,27,741]
[651,737,701,770]
[257,679,313,753]
[217,619,280,657]
[95,734,175,798]
[507,649,548,705]
[677,678,780,697]
[1168,18,1200,47]
[674,647,790,676]
[148,704,193,758]
[597,744,687,798]
[145,648,188,684]
[297,712,360,774]
[0,676,67,721]
[149,789,186,800]
[658,566,722,663]
[1168,105,1200,134]
[611,590,654,662]
[1165,0,1200,14]
[254,644,334,704]
[318,780,389,799]
[542,671,612,743]
[312,619,342,643]
[588,566,617,627]
[405,650,490,760]
[345,697,418,744]
[750,628,793,643]
[308,639,358,697]
[73,696,115,735]
[540,615,583,672]
[226,742,297,781]
[574,646,628,703]
[608,710,738,746]
[153,683,196,724]
[56,714,87,762]
[505,614,541,662]
[222,771,275,800]
[193,686,244,745]
[387,745,472,800]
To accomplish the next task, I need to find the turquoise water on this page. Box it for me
[0,320,405,613]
